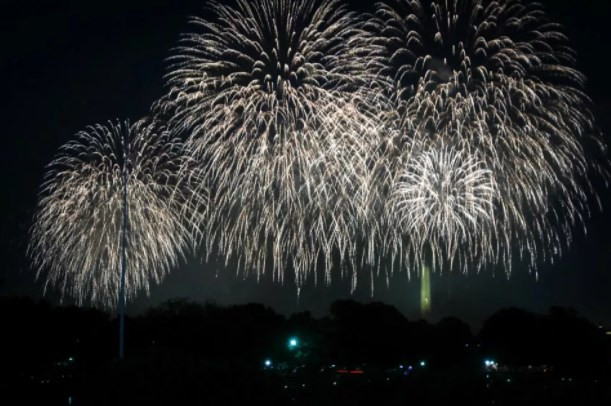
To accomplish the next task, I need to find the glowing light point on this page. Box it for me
[484,359,498,370]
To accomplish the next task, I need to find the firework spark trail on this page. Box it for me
[388,140,498,272]
[159,0,385,291]
[369,0,608,276]
[29,119,207,308]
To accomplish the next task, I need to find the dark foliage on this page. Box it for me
[1,297,609,405]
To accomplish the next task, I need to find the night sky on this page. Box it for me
[1,0,610,327]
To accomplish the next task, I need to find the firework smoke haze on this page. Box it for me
[370,0,608,276]
[29,120,207,308]
[159,0,384,290]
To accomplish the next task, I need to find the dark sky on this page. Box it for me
[1,0,610,328]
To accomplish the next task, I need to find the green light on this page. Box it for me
[288,337,299,349]
[419,360,426,367]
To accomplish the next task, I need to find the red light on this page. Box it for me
[336,369,364,375]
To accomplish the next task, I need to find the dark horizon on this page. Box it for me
[1,0,611,328]
[3,295,609,405]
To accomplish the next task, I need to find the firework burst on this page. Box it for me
[388,140,498,271]
[29,119,206,308]
[159,0,382,289]
[370,0,607,275]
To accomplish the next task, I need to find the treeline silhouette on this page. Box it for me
[1,297,609,405]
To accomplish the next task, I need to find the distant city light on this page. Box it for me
[419,360,426,367]
[484,359,498,370]
[264,359,272,367]
[336,369,364,375]
[288,337,299,349]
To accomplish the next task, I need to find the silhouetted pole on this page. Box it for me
[118,130,129,360]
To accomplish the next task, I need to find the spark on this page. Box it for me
[29,119,206,308]
[158,0,383,289]
[370,0,607,276]
[388,141,498,272]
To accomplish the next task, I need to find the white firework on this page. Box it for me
[370,0,608,275]
[389,141,498,272]
[159,0,383,290]
[29,119,206,308]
